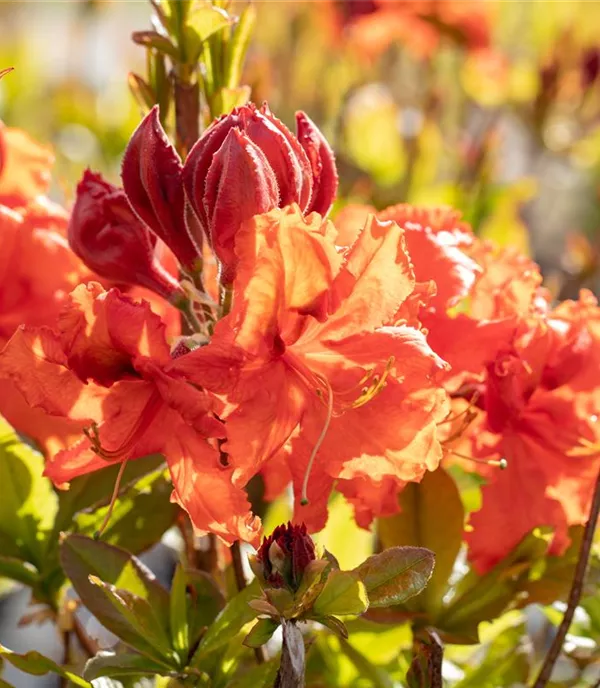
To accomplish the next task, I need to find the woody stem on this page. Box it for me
[531,467,600,688]
[173,64,200,159]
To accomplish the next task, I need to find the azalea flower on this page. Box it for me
[0,282,258,544]
[172,204,449,531]
[464,291,600,572]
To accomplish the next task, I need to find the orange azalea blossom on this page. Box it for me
[0,195,91,453]
[341,0,492,61]
[172,204,449,531]
[0,282,258,544]
[0,124,54,206]
[463,291,600,572]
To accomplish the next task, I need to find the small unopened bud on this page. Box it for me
[68,170,183,302]
[295,111,338,216]
[256,522,316,592]
[121,106,201,272]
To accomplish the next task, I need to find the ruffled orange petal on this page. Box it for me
[166,423,261,545]
[466,433,570,574]
[323,215,415,340]
[0,325,107,422]
[231,205,342,355]
[58,283,172,386]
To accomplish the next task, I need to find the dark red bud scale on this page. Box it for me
[121,106,201,272]
[256,521,316,591]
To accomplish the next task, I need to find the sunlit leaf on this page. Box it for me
[378,467,464,615]
[243,617,279,648]
[191,579,260,663]
[83,651,172,681]
[313,570,369,617]
[0,645,91,687]
[60,534,171,662]
[354,547,435,608]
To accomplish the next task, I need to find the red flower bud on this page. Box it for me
[121,106,201,272]
[68,170,183,302]
[183,102,338,282]
[295,111,338,216]
[256,522,316,591]
[203,128,279,283]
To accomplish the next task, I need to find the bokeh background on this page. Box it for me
[2,1,600,685]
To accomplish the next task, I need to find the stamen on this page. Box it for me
[351,357,395,409]
[94,460,129,540]
[438,391,481,426]
[446,448,507,470]
[83,391,162,461]
[300,379,334,507]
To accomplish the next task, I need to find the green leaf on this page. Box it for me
[191,579,260,663]
[170,564,189,657]
[83,651,172,681]
[0,644,91,687]
[227,659,279,688]
[185,3,232,63]
[0,417,58,567]
[53,454,165,535]
[131,30,179,58]
[60,534,171,662]
[378,467,464,615]
[72,467,178,554]
[0,556,39,587]
[185,569,225,646]
[224,3,256,88]
[354,547,435,608]
[209,86,251,119]
[313,570,369,617]
[318,615,349,639]
[437,527,553,641]
[89,576,176,662]
[243,617,279,648]
[128,73,156,114]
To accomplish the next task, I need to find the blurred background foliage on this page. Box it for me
[3,0,600,300]
[2,1,600,686]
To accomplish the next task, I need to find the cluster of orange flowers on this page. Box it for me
[0,103,598,574]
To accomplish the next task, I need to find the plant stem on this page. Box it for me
[72,615,98,657]
[60,630,70,688]
[231,541,267,664]
[531,467,600,688]
[174,68,200,159]
[230,541,247,592]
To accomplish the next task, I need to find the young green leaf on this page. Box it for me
[83,651,173,681]
[170,564,190,657]
[318,615,349,639]
[132,30,179,59]
[0,417,58,567]
[224,3,256,88]
[53,454,165,536]
[243,618,279,648]
[354,547,435,608]
[73,467,177,554]
[185,569,226,646]
[191,579,260,663]
[60,534,171,661]
[313,570,369,617]
[185,4,232,64]
[0,556,39,587]
[0,644,91,687]
[88,576,176,662]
